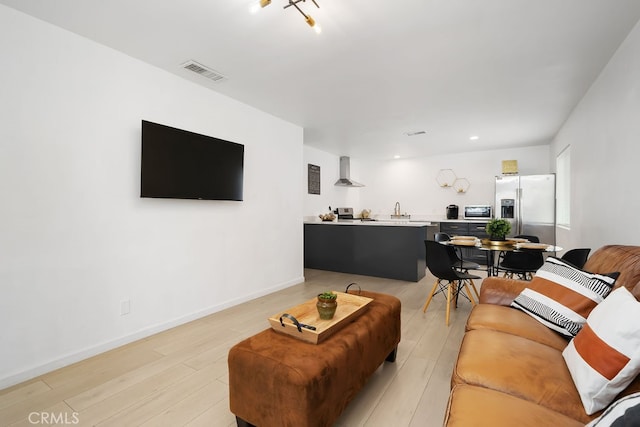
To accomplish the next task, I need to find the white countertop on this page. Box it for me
[304,215,491,225]
[304,219,435,227]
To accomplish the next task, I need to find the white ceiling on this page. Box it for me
[3,0,640,159]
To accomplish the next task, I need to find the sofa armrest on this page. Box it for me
[479,277,529,306]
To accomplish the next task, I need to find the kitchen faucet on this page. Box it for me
[394,202,400,216]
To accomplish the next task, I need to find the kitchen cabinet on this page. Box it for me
[440,221,489,265]
[440,222,467,235]
[304,222,432,282]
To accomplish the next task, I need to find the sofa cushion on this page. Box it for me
[479,276,529,305]
[586,392,640,426]
[445,384,585,427]
[511,257,617,337]
[583,245,640,292]
[452,329,591,423]
[465,304,569,351]
[563,286,640,415]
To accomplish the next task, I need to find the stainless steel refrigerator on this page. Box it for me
[495,174,556,245]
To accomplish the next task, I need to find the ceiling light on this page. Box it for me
[305,15,315,26]
[470,135,479,140]
[394,155,401,159]
[259,0,322,31]
[250,0,271,13]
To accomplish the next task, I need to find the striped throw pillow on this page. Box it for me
[563,286,640,415]
[511,257,618,337]
[586,392,640,426]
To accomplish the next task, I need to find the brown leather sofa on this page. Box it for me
[444,245,640,426]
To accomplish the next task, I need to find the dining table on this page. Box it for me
[442,237,562,277]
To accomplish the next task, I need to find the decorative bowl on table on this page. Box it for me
[319,213,336,222]
[450,237,479,246]
[481,238,517,248]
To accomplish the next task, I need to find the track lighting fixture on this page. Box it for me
[258,0,322,33]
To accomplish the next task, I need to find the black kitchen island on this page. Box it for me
[304,221,435,282]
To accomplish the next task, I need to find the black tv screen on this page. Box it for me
[141,120,244,201]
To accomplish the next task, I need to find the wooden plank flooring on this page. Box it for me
[0,268,479,427]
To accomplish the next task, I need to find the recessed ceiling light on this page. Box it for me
[394,155,401,159]
[470,135,479,140]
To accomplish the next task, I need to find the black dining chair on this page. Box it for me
[561,248,591,269]
[434,233,482,271]
[434,232,451,243]
[434,232,481,300]
[497,235,544,280]
[423,240,481,326]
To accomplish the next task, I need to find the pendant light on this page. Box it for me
[259,0,322,33]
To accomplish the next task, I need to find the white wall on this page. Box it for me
[360,147,550,220]
[303,146,362,219]
[551,19,640,251]
[0,5,303,388]
[303,144,550,220]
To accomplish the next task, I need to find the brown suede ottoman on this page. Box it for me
[228,290,401,427]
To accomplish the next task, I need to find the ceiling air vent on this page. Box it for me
[181,60,227,83]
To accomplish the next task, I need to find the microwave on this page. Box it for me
[464,205,492,219]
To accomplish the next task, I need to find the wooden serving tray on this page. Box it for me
[268,291,373,344]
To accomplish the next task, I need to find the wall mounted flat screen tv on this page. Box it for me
[141,120,244,201]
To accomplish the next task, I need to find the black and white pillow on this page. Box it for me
[510,257,618,337]
[587,392,640,426]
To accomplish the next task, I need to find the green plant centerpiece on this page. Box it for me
[316,291,338,320]
[485,218,512,241]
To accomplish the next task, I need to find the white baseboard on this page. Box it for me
[0,276,304,390]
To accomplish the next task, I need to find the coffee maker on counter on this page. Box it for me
[446,204,459,219]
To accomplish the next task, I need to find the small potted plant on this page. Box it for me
[485,218,512,241]
[316,291,338,320]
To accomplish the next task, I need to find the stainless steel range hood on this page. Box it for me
[335,156,364,187]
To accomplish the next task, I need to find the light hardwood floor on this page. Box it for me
[0,268,480,427]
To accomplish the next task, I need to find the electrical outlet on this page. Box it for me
[120,299,130,316]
